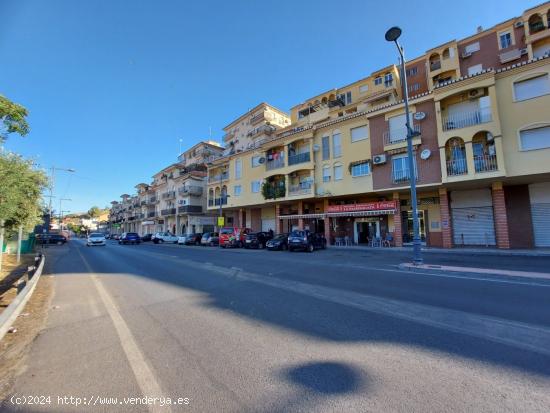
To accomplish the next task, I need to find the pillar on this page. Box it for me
[323,198,331,246]
[275,204,283,234]
[393,192,403,247]
[492,182,510,249]
[297,201,304,230]
[438,187,453,248]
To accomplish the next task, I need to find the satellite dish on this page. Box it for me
[420,149,431,160]
[258,157,266,164]
[413,112,426,120]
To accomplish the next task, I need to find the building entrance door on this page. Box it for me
[401,210,426,244]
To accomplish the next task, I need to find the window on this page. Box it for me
[334,164,343,181]
[465,42,480,54]
[520,126,550,150]
[392,154,417,183]
[323,165,331,182]
[514,74,550,101]
[350,125,368,142]
[351,162,371,177]
[384,73,393,87]
[374,77,382,85]
[406,67,418,77]
[235,159,242,179]
[500,32,512,49]
[409,83,420,93]
[322,136,330,160]
[251,155,261,167]
[337,91,352,105]
[332,132,342,157]
[468,64,483,76]
[388,113,413,143]
[251,181,261,193]
[234,185,242,196]
[359,84,369,93]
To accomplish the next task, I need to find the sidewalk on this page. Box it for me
[330,245,550,257]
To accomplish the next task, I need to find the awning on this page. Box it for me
[278,213,325,220]
[325,209,396,217]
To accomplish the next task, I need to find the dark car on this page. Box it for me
[200,232,219,246]
[141,233,153,242]
[184,233,203,246]
[118,232,141,245]
[112,234,120,241]
[266,233,289,251]
[244,232,273,249]
[287,230,326,252]
[36,233,67,245]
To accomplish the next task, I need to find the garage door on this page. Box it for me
[452,207,496,246]
[261,219,276,232]
[531,203,550,247]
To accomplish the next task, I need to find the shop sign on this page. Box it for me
[327,200,397,213]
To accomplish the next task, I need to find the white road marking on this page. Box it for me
[76,247,171,413]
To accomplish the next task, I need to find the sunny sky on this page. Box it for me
[0,0,541,213]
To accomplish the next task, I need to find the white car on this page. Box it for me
[153,232,179,244]
[177,235,187,245]
[87,233,106,246]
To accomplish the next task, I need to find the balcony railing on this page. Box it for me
[135,213,144,219]
[177,205,202,214]
[250,112,266,125]
[430,60,441,71]
[213,197,228,206]
[392,168,419,184]
[384,124,421,145]
[446,158,468,176]
[289,181,312,195]
[161,208,176,216]
[442,107,492,131]
[161,191,176,200]
[147,212,156,218]
[208,199,214,207]
[266,158,285,171]
[474,154,498,173]
[530,22,545,34]
[178,185,203,196]
[288,152,311,166]
[208,173,229,183]
[140,201,146,206]
[148,196,157,204]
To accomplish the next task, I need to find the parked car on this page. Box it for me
[119,232,141,245]
[244,232,273,249]
[200,232,219,246]
[266,233,289,251]
[287,230,326,252]
[177,235,187,245]
[219,227,252,248]
[152,232,178,244]
[183,233,203,246]
[141,233,153,242]
[111,234,120,241]
[86,232,106,246]
[36,233,67,245]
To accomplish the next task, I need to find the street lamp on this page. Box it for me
[59,198,72,230]
[48,167,75,229]
[385,26,423,265]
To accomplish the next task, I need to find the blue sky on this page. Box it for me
[0,0,541,213]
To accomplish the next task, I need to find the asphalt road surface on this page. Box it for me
[3,240,550,412]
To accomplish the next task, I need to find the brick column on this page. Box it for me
[392,192,403,247]
[297,201,304,230]
[275,204,283,234]
[492,182,510,249]
[323,198,331,247]
[438,187,453,248]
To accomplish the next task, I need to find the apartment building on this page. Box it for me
[109,141,224,236]
[207,1,550,249]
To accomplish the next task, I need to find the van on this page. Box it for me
[219,227,252,248]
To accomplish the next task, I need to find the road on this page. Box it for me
[3,240,550,412]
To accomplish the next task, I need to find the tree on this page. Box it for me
[88,206,101,218]
[0,95,30,143]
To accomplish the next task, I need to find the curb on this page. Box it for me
[0,254,45,342]
[330,246,550,257]
[398,263,550,281]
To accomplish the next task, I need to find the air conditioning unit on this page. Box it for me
[462,51,473,58]
[372,154,387,165]
[468,88,484,99]
[520,48,528,55]
[514,21,524,28]
[258,157,266,164]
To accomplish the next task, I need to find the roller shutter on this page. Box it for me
[452,207,496,246]
[261,219,276,232]
[531,203,550,247]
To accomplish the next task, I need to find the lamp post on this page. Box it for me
[58,198,72,231]
[48,167,75,230]
[385,26,423,265]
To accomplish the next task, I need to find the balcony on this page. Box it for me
[446,159,468,176]
[430,60,441,71]
[162,191,176,200]
[384,124,421,145]
[208,172,229,183]
[392,169,419,184]
[289,181,312,196]
[178,185,203,196]
[250,112,266,125]
[266,158,285,171]
[148,196,157,204]
[177,205,202,214]
[135,213,144,219]
[147,212,156,218]
[288,152,311,166]
[213,197,228,206]
[474,154,498,173]
[140,200,146,206]
[442,107,492,131]
[161,208,176,216]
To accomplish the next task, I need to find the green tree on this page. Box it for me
[0,95,30,143]
[88,206,101,218]
[0,152,48,236]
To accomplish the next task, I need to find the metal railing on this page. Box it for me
[288,181,312,195]
[392,169,419,184]
[442,107,492,131]
[288,152,311,166]
[148,197,157,203]
[446,158,468,176]
[147,212,156,218]
[430,60,441,71]
[161,191,176,200]
[266,158,285,171]
[178,185,203,196]
[383,124,421,145]
[208,173,229,183]
[214,197,228,206]
[161,208,176,216]
[474,154,498,173]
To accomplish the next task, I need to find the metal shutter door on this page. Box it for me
[452,206,496,246]
[531,203,550,247]
[261,219,276,232]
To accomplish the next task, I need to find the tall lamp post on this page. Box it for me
[385,26,423,265]
[48,167,75,229]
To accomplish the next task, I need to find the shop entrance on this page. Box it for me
[401,210,426,244]
[355,220,380,244]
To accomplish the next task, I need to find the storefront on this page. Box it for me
[450,189,496,246]
[529,182,550,247]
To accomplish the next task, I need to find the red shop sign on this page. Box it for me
[326,200,398,213]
